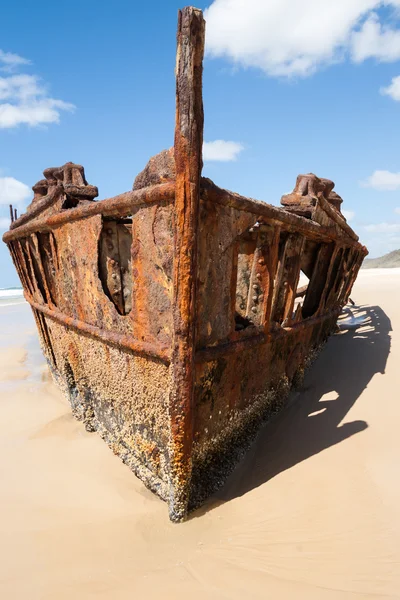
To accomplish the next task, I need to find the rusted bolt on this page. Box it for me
[252,284,258,290]
[252,295,258,302]
[258,258,265,265]
[256,273,262,280]
[251,306,257,313]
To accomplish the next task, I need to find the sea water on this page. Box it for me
[0,287,25,307]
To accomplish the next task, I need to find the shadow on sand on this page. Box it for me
[205,303,392,509]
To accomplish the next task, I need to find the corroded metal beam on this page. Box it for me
[194,306,342,363]
[169,6,205,522]
[27,297,171,363]
[201,178,363,247]
[2,182,175,243]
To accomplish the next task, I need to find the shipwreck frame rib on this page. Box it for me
[4,179,361,247]
[194,307,342,363]
[201,179,360,245]
[3,182,175,242]
[27,298,171,363]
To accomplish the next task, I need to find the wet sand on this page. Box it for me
[0,269,399,599]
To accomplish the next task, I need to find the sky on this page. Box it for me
[2,0,400,287]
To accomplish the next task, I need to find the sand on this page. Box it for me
[0,269,399,600]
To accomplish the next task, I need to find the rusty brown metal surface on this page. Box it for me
[3,182,175,242]
[169,6,205,522]
[27,297,171,363]
[2,6,368,522]
[202,177,361,244]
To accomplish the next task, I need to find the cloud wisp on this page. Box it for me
[0,49,74,128]
[0,176,31,206]
[203,140,244,161]
[381,75,400,101]
[0,49,30,73]
[361,169,400,190]
[0,175,31,230]
[351,12,400,63]
[342,209,356,222]
[364,222,400,232]
[205,1,400,78]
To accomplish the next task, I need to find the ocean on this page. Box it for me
[0,287,25,307]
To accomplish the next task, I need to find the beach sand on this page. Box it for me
[0,269,399,600]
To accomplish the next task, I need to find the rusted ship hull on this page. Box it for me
[3,7,367,521]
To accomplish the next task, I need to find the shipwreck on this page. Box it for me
[3,7,368,521]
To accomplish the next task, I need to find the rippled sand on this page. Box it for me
[0,270,399,599]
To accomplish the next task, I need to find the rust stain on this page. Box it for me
[2,6,368,522]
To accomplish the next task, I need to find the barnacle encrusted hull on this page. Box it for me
[2,7,368,522]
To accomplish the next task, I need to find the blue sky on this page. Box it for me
[2,0,400,287]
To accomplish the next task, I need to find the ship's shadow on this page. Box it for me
[204,303,392,510]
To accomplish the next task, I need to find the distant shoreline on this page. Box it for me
[0,287,25,307]
[362,249,400,269]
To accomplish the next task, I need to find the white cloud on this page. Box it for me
[0,99,74,128]
[204,1,400,77]
[364,222,400,232]
[395,207,400,214]
[0,50,74,127]
[203,140,244,161]
[0,176,31,206]
[0,74,41,100]
[342,209,355,221]
[351,12,400,62]
[0,73,74,128]
[381,75,400,100]
[0,50,30,72]
[361,169,400,190]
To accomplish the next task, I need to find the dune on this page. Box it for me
[362,249,400,269]
[0,269,399,600]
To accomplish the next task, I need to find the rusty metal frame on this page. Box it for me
[2,6,368,522]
